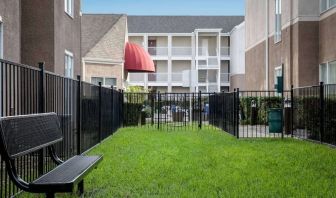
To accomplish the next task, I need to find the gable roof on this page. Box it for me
[128,16,244,34]
[81,14,123,56]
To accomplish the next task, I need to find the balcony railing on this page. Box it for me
[220,47,230,57]
[198,47,219,57]
[220,73,230,83]
[198,57,219,69]
[198,47,209,57]
[171,73,183,83]
[172,47,192,56]
[148,47,168,56]
[148,73,168,83]
[128,73,146,83]
[208,84,219,92]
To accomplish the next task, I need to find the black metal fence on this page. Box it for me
[123,92,219,131]
[208,83,336,147]
[0,59,123,197]
[209,91,238,136]
[292,83,336,145]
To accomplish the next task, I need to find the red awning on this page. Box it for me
[124,42,155,72]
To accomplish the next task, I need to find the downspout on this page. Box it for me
[265,0,269,90]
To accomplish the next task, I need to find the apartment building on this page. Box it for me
[0,0,21,62]
[127,16,244,93]
[230,22,245,91]
[20,0,81,77]
[245,0,336,90]
[81,14,127,89]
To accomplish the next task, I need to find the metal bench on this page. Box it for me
[0,113,103,198]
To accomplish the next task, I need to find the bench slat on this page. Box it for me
[31,155,102,192]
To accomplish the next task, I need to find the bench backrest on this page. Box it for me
[0,113,63,159]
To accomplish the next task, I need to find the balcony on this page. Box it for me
[148,73,168,83]
[220,47,230,58]
[128,73,146,84]
[148,47,168,58]
[220,73,230,84]
[172,47,192,57]
[198,57,220,69]
[171,73,183,83]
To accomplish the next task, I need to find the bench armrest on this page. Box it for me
[48,146,64,165]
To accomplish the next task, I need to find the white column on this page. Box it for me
[144,73,148,90]
[217,32,221,92]
[191,34,196,92]
[144,34,148,50]
[168,35,172,92]
[195,32,199,92]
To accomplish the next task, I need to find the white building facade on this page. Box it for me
[126,16,244,93]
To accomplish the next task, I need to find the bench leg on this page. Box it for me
[46,193,55,198]
[78,180,84,195]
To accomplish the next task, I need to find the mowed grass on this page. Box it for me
[21,127,336,197]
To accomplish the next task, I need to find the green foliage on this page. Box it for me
[20,127,336,197]
[123,103,144,126]
[126,86,148,93]
[240,96,282,125]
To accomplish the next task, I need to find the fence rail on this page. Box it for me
[0,59,122,197]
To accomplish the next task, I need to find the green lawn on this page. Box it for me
[21,127,336,197]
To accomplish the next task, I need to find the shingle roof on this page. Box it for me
[128,16,244,33]
[81,14,123,56]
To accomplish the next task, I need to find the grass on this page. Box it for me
[21,127,336,197]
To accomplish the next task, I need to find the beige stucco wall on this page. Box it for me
[230,74,246,91]
[85,15,127,61]
[245,0,266,49]
[0,0,21,62]
[83,15,127,88]
[320,9,336,64]
[85,63,123,89]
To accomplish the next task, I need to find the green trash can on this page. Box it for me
[268,108,283,133]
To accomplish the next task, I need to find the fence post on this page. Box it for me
[111,86,114,133]
[38,62,45,176]
[290,85,294,138]
[222,91,225,131]
[158,91,161,130]
[198,91,202,129]
[236,88,240,139]
[120,89,124,128]
[76,75,82,155]
[320,82,325,143]
[151,92,154,126]
[98,82,102,142]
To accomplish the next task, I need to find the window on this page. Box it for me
[275,0,282,43]
[64,0,73,17]
[320,0,336,13]
[274,66,283,87]
[65,50,74,78]
[105,78,117,87]
[91,77,117,87]
[91,77,103,86]
[320,61,336,84]
[0,22,3,59]
[274,66,283,95]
